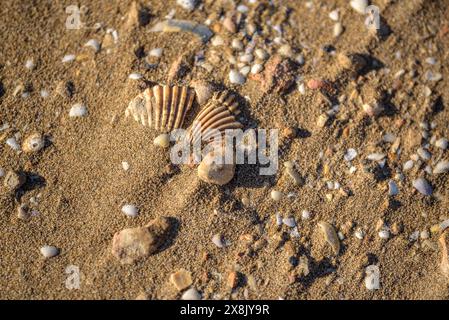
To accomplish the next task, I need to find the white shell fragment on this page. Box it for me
[365,265,380,290]
[283,217,296,228]
[40,245,60,258]
[150,19,213,43]
[6,137,20,151]
[181,288,201,300]
[350,0,369,14]
[176,0,197,11]
[129,73,143,80]
[149,48,163,57]
[301,210,311,220]
[344,148,357,161]
[212,233,225,248]
[229,69,246,85]
[366,153,385,161]
[435,138,448,150]
[433,160,449,174]
[25,59,35,70]
[403,160,414,171]
[69,103,88,117]
[84,39,100,52]
[62,54,76,63]
[388,180,399,196]
[412,178,433,196]
[329,9,339,21]
[121,204,139,217]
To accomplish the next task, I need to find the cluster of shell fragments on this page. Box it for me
[125,83,243,185]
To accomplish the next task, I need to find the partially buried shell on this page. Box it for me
[125,85,195,132]
[186,90,243,148]
[198,149,235,185]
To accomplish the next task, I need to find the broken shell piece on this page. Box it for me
[111,216,172,264]
[84,39,101,53]
[433,160,449,174]
[439,229,449,278]
[150,19,213,43]
[317,221,340,255]
[154,133,170,148]
[365,265,380,290]
[125,85,195,132]
[198,150,235,185]
[22,133,45,153]
[285,166,302,185]
[170,269,193,291]
[191,80,215,105]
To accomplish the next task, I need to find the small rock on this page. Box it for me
[270,190,282,201]
[40,245,60,258]
[181,288,201,300]
[318,221,340,255]
[6,137,20,151]
[388,180,399,196]
[435,138,448,150]
[212,233,225,248]
[17,204,31,220]
[177,0,197,11]
[227,271,240,289]
[229,69,246,85]
[69,103,88,117]
[111,216,172,264]
[316,114,329,128]
[250,55,296,95]
[191,80,215,105]
[3,170,26,192]
[154,133,170,148]
[412,178,433,196]
[365,265,380,290]
[333,22,344,37]
[433,160,449,174]
[170,269,193,291]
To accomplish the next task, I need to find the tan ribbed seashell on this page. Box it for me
[186,90,243,147]
[125,85,195,132]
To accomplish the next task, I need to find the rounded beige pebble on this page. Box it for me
[40,245,59,258]
[154,133,170,148]
[170,269,193,291]
[270,190,282,201]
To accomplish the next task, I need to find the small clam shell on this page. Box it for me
[125,85,195,132]
[22,133,45,153]
[317,221,340,255]
[154,133,170,148]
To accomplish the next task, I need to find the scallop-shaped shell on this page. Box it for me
[186,90,243,147]
[125,85,195,132]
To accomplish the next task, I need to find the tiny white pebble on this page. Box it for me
[121,204,139,217]
[62,54,76,63]
[251,63,263,74]
[176,0,197,11]
[282,216,296,228]
[298,83,305,94]
[333,22,344,37]
[149,48,163,57]
[212,233,225,248]
[211,36,224,46]
[403,160,414,171]
[355,229,365,240]
[349,166,357,174]
[301,210,311,220]
[231,39,244,50]
[6,137,20,151]
[344,148,357,161]
[229,70,246,85]
[275,213,283,226]
[129,73,143,80]
[237,4,248,13]
[329,9,339,21]
[239,53,254,63]
[433,160,449,174]
[40,245,59,258]
[25,59,35,70]
[378,229,390,239]
[40,89,49,98]
[350,0,368,14]
[181,288,201,300]
[69,103,88,117]
[435,138,448,150]
[417,147,431,161]
[122,161,130,171]
[420,230,430,239]
[367,153,385,161]
[255,49,269,60]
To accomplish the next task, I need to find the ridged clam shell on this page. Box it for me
[186,90,243,147]
[125,85,195,132]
